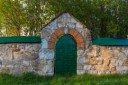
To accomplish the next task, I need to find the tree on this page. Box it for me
[22,0,53,36]
[48,0,128,38]
[1,0,26,36]
[0,0,53,36]
[0,0,127,37]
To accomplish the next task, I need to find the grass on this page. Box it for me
[0,72,128,85]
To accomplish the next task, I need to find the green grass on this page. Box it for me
[0,72,128,85]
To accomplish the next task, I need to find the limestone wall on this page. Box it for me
[82,45,128,74]
[0,43,127,75]
[0,43,41,75]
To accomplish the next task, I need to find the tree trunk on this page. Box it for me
[16,27,21,36]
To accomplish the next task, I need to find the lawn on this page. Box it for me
[0,73,128,85]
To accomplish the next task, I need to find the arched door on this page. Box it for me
[55,34,77,74]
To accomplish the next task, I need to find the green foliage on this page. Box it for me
[0,73,128,85]
[107,21,121,37]
[0,0,127,38]
[0,0,26,36]
[23,0,52,36]
[48,0,128,38]
[0,0,53,36]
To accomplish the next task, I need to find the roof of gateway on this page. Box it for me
[42,11,86,29]
[93,38,128,46]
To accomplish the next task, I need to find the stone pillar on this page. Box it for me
[38,39,54,76]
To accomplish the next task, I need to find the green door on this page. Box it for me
[55,34,77,74]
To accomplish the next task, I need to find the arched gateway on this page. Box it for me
[39,12,91,75]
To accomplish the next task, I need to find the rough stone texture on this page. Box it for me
[38,49,54,76]
[0,43,41,75]
[84,46,128,74]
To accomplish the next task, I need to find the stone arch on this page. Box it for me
[48,28,85,49]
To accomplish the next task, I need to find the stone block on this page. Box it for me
[89,58,96,65]
[97,59,103,65]
[116,66,128,71]
[39,49,54,60]
[77,50,84,57]
[2,59,13,65]
[110,67,116,73]
[101,49,111,58]
[13,52,21,60]
[103,65,110,71]
[46,60,53,65]
[77,57,86,64]
[49,20,57,29]
[42,65,54,73]
[88,49,98,57]
[103,59,110,66]
[77,70,85,75]
[116,60,123,66]
[83,65,92,70]
[32,44,41,52]
[76,22,83,29]
[24,51,38,60]
[19,44,25,50]
[39,60,47,65]
[23,60,29,66]
[110,59,116,65]
[123,59,128,66]
[94,65,103,71]
[118,53,127,60]
[12,48,20,52]
[42,30,51,40]
[31,60,38,69]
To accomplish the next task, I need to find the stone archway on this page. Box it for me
[48,28,85,50]
[38,12,91,76]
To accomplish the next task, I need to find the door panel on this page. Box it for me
[55,34,77,74]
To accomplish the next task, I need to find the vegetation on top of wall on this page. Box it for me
[0,36,41,43]
[93,38,128,46]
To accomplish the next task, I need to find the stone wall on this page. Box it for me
[0,43,41,75]
[0,43,127,75]
[1,12,127,76]
[81,45,128,74]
